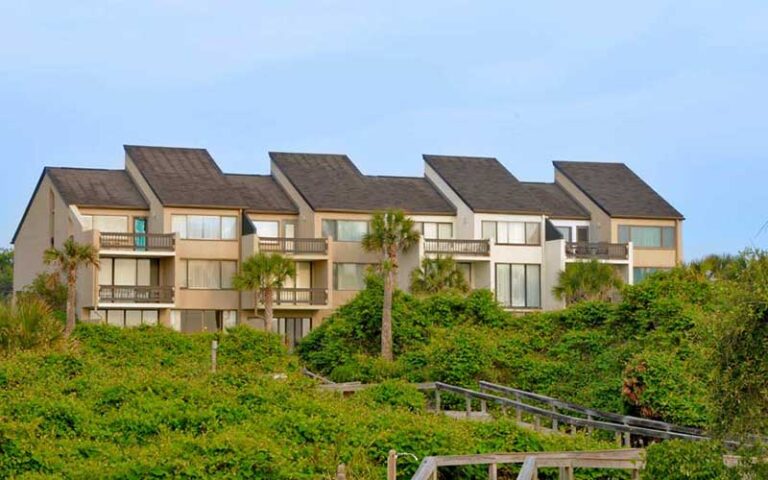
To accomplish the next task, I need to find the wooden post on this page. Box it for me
[387,450,397,480]
[631,468,641,480]
[465,394,472,418]
[558,467,566,480]
[551,406,558,430]
[488,463,497,480]
[211,340,218,373]
[534,415,541,431]
[515,393,522,422]
[435,389,441,412]
[336,464,346,480]
[566,463,574,480]
[587,415,594,435]
[615,432,622,446]
[481,399,487,414]
[623,431,631,447]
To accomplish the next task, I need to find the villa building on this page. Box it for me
[12,145,683,343]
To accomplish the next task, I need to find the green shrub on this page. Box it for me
[645,440,734,479]
[0,297,62,354]
[353,380,425,412]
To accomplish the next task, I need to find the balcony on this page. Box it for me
[273,288,328,306]
[100,232,176,253]
[258,237,328,255]
[99,285,175,305]
[566,242,629,261]
[424,239,490,256]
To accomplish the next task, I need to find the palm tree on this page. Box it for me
[43,237,99,337]
[410,256,469,295]
[552,260,622,305]
[233,253,296,332]
[362,209,420,360]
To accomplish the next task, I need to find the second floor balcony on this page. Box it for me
[100,232,176,254]
[258,237,328,256]
[273,287,328,306]
[424,238,491,257]
[566,242,629,261]
[98,285,175,305]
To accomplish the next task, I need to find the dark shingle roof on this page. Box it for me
[522,182,590,220]
[554,161,683,219]
[423,155,545,214]
[124,145,246,208]
[47,167,149,209]
[270,152,455,214]
[224,174,298,214]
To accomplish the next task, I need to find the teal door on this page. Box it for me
[134,218,147,251]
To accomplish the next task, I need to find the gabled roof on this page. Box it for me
[12,167,149,244]
[224,174,298,214]
[124,145,246,208]
[270,152,455,214]
[553,161,684,219]
[522,182,590,220]
[423,155,545,214]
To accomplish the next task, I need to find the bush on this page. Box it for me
[353,380,425,412]
[645,440,734,479]
[0,297,62,354]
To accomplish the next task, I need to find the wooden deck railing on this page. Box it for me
[258,237,328,255]
[565,242,628,260]
[424,239,490,256]
[100,232,176,252]
[274,288,328,306]
[99,285,174,304]
[410,449,644,480]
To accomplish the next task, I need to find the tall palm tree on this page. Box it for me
[362,209,420,361]
[232,252,296,332]
[43,237,99,337]
[552,260,622,305]
[410,256,469,295]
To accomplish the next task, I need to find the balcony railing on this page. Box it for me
[100,232,176,252]
[273,288,328,306]
[258,237,328,255]
[424,239,490,256]
[99,285,175,304]
[566,242,629,260]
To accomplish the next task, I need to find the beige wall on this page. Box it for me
[611,217,682,268]
[271,162,316,237]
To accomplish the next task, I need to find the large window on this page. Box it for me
[81,215,129,233]
[171,215,237,240]
[99,258,158,286]
[482,221,540,245]
[556,226,572,242]
[92,309,158,328]
[179,260,237,289]
[495,264,540,308]
[273,317,312,350]
[322,220,369,241]
[633,267,670,284]
[618,225,675,249]
[416,222,453,239]
[251,220,279,238]
[333,263,370,290]
[179,310,237,333]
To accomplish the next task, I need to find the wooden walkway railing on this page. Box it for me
[410,449,644,480]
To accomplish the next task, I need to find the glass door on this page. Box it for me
[134,217,147,251]
[284,221,296,253]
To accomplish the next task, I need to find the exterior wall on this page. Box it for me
[542,239,566,310]
[270,162,316,238]
[611,217,681,268]
[555,171,611,242]
[425,164,474,239]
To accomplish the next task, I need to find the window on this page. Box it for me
[333,263,370,290]
[322,220,369,241]
[633,267,670,283]
[418,222,453,239]
[171,215,238,240]
[495,264,540,308]
[273,317,312,350]
[556,226,572,242]
[102,309,158,328]
[618,226,675,249]
[100,258,158,286]
[576,226,589,243]
[178,310,236,333]
[180,260,238,289]
[252,220,279,238]
[482,221,540,245]
[81,215,129,233]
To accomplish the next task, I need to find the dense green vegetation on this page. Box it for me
[0,324,613,479]
[299,270,717,427]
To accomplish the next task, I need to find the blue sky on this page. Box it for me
[2,1,767,259]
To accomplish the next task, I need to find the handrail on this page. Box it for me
[479,381,704,436]
[302,368,334,384]
[100,232,176,252]
[434,382,707,441]
[423,238,490,256]
[274,288,328,306]
[258,237,328,255]
[410,449,644,480]
[98,285,174,304]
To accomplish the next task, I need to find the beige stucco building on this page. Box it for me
[12,146,683,345]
